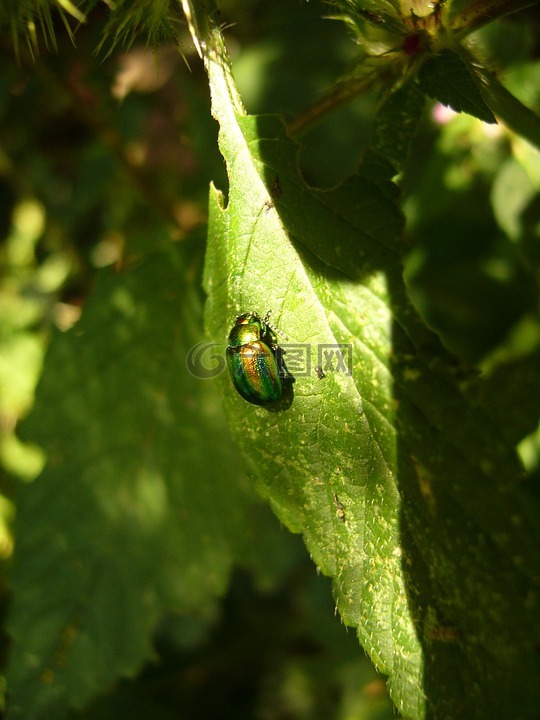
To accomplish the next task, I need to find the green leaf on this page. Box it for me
[185,3,540,717]
[372,81,425,173]
[418,48,496,123]
[207,141,425,717]
[6,246,291,718]
[185,8,424,717]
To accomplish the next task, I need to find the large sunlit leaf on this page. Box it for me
[183,2,540,718]
[182,6,425,718]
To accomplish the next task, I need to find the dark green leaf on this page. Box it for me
[418,48,496,123]
[372,81,425,173]
[476,348,540,447]
[6,247,290,719]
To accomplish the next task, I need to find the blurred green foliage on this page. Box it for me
[0,0,539,718]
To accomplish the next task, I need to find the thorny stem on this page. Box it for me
[287,75,375,137]
[287,62,402,137]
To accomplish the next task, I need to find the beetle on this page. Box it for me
[226,312,283,405]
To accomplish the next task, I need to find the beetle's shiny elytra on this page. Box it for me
[226,312,283,405]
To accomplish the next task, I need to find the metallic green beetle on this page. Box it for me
[226,312,283,405]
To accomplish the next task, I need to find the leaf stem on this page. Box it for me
[286,75,375,137]
[452,0,540,37]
